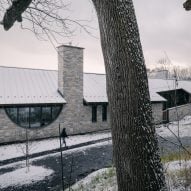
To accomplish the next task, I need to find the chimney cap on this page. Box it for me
[57,44,84,50]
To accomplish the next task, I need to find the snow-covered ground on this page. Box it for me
[68,160,191,191]
[0,116,191,190]
[0,165,53,189]
[0,140,112,189]
[65,168,117,191]
[156,115,191,137]
[165,160,191,172]
[1,115,191,162]
[0,131,111,161]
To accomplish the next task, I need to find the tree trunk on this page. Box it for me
[92,0,166,190]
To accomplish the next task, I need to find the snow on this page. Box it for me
[31,140,112,163]
[165,160,191,172]
[68,160,191,191]
[1,115,191,190]
[0,131,111,161]
[69,168,108,188]
[0,165,53,188]
[156,115,191,137]
[66,168,117,191]
[0,140,112,189]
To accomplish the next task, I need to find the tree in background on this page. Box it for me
[1,0,189,190]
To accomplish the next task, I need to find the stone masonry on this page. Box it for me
[58,45,110,135]
[168,103,191,122]
[152,103,163,124]
[0,45,164,144]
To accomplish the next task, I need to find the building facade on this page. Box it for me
[0,45,191,144]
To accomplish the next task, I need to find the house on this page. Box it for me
[0,45,191,144]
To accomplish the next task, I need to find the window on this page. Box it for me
[41,106,52,126]
[18,107,29,127]
[5,104,62,128]
[92,105,97,122]
[102,105,107,121]
[30,107,41,128]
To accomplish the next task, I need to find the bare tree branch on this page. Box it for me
[0,0,96,45]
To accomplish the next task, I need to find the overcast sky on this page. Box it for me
[0,0,190,73]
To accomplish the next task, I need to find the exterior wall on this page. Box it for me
[59,104,110,135]
[0,45,164,144]
[0,45,111,144]
[152,102,163,124]
[168,103,191,122]
[189,94,191,103]
[0,104,110,144]
[0,101,164,144]
[0,107,61,144]
[57,45,110,135]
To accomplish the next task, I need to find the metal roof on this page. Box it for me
[0,66,66,105]
[83,73,166,103]
[1,66,191,105]
[149,78,191,95]
[84,73,108,103]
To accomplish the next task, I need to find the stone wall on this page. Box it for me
[57,45,110,135]
[0,107,61,144]
[0,45,164,144]
[0,101,163,144]
[152,102,163,124]
[168,103,191,122]
[0,104,110,144]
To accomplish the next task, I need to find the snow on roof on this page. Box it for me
[84,73,166,102]
[1,66,191,105]
[84,73,108,103]
[148,78,191,95]
[0,66,66,105]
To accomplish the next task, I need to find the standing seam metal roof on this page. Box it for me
[1,66,191,105]
[0,66,66,105]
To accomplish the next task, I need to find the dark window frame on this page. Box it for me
[5,104,63,129]
[92,105,97,122]
[102,104,107,121]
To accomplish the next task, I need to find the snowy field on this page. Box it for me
[0,165,53,189]
[156,115,191,138]
[67,160,191,191]
[0,116,191,190]
[0,140,112,189]
[1,115,190,162]
[0,131,111,161]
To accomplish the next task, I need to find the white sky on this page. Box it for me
[0,0,190,73]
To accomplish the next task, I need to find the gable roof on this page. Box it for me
[83,73,166,103]
[0,66,66,105]
[83,73,108,103]
[149,78,191,95]
[1,66,191,105]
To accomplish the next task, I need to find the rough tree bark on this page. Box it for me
[2,0,32,30]
[184,0,191,10]
[92,0,166,190]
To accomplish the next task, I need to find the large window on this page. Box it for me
[5,104,63,128]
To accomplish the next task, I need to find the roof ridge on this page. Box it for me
[149,78,191,82]
[0,65,57,72]
[84,72,106,75]
[0,66,106,75]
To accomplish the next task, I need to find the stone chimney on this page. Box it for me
[58,45,84,101]
[57,45,84,133]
